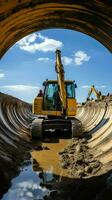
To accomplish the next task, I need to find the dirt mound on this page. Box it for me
[59,138,101,178]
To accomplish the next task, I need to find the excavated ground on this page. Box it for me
[46,96,112,200]
[59,138,102,178]
[0,93,112,199]
[46,138,112,200]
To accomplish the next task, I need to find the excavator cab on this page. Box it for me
[43,81,61,111]
[43,80,76,112]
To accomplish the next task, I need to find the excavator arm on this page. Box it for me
[87,85,101,100]
[87,87,93,99]
[55,49,67,115]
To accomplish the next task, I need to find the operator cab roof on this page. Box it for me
[43,79,75,85]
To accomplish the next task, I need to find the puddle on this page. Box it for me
[2,161,50,200]
[32,138,71,180]
[1,138,71,200]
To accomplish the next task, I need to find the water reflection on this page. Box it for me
[33,159,55,184]
[2,163,50,200]
[31,138,71,181]
[2,138,71,200]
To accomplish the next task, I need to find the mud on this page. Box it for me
[45,137,112,200]
[45,97,112,200]
[59,138,102,178]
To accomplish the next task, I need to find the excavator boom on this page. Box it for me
[55,49,67,115]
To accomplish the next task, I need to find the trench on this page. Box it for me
[0,92,112,199]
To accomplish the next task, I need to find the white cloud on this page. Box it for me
[37,57,50,62]
[96,85,107,89]
[16,33,63,53]
[1,85,40,92]
[74,50,90,65]
[62,56,73,66]
[0,73,5,78]
[101,85,106,88]
[32,38,62,53]
[38,33,46,40]
[82,85,90,89]
[17,33,37,46]
[82,85,107,89]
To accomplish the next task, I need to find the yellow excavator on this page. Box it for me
[31,50,82,138]
[87,85,105,101]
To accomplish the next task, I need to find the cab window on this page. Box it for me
[66,83,75,98]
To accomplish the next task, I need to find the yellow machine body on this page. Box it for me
[33,80,77,117]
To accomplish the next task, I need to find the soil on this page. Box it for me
[45,138,112,200]
[59,138,102,178]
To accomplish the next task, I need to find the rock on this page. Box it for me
[91,160,100,168]
[61,154,69,160]
[85,166,93,173]
[69,150,74,154]
[82,138,87,143]
[59,137,102,179]
[58,150,67,155]
[76,158,83,165]
[42,146,50,150]
[61,161,70,169]
[75,144,83,153]
[77,169,85,177]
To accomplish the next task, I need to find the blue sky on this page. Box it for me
[0,29,112,103]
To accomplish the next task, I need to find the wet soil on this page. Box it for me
[59,138,102,178]
[1,137,71,200]
[0,138,32,199]
[31,137,71,181]
[45,138,112,200]
[1,135,112,200]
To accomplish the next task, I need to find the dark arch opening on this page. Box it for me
[0,0,112,58]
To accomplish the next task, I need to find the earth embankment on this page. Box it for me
[77,98,112,168]
[0,93,32,198]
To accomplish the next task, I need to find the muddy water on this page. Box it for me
[32,138,71,180]
[1,138,71,200]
